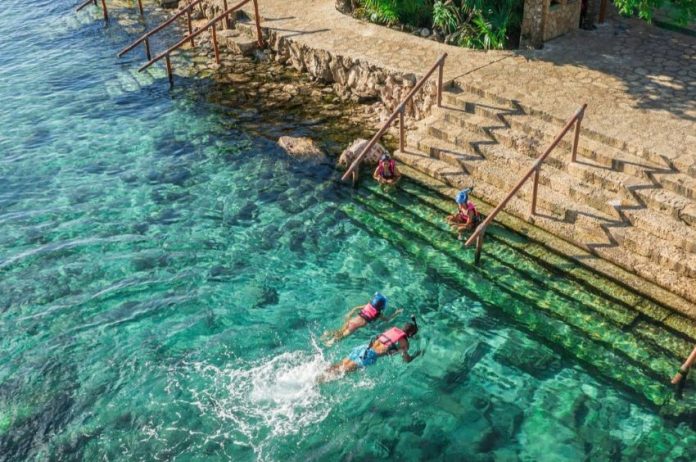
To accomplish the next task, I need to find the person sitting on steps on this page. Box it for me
[322,292,402,345]
[373,153,401,189]
[319,318,420,382]
[446,188,481,240]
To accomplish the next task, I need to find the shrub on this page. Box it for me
[433,0,523,50]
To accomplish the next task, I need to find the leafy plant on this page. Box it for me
[613,0,696,25]
[360,0,434,27]
[433,0,522,49]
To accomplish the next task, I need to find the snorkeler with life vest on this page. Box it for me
[322,292,403,345]
[446,187,481,240]
[319,316,420,382]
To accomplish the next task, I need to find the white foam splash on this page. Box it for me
[187,338,335,459]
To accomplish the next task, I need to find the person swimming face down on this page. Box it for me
[319,319,420,382]
[323,292,403,345]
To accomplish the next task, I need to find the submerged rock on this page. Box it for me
[277,136,327,161]
[337,138,389,168]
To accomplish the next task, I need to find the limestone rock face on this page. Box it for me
[277,136,326,161]
[337,138,389,168]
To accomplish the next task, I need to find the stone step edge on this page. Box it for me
[397,145,696,307]
[421,118,696,256]
[435,104,679,191]
[352,192,682,381]
[391,155,696,329]
[447,81,679,172]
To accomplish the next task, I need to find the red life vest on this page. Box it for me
[377,159,396,178]
[378,327,407,349]
[359,303,381,322]
[458,201,480,222]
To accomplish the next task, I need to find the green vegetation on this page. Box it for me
[355,0,524,49]
[433,0,522,49]
[614,0,696,25]
[358,0,434,27]
[351,0,695,49]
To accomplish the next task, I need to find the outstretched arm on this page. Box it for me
[400,340,419,363]
[383,308,403,323]
[344,305,363,321]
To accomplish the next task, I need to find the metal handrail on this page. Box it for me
[138,0,264,86]
[340,53,447,183]
[464,104,587,264]
[672,345,696,387]
[76,0,145,22]
[118,0,204,60]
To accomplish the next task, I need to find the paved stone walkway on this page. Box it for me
[248,0,695,167]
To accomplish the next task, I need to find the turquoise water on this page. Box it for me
[2,1,696,461]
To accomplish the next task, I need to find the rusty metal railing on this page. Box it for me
[76,0,146,23]
[672,345,696,391]
[118,0,205,61]
[464,104,587,264]
[340,53,447,184]
[138,0,264,86]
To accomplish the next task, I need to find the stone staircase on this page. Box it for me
[341,171,696,421]
[393,83,696,318]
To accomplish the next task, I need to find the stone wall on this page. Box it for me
[197,0,438,120]
[544,0,582,41]
[521,0,582,47]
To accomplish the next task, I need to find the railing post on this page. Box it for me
[672,345,696,387]
[137,0,144,17]
[144,37,152,61]
[571,108,584,163]
[211,24,220,64]
[165,54,173,87]
[437,60,444,107]
[253,0,264,47]
[100,0,108,22]
[223,0,229,29]
[187,8,195,47]
[530,164,540,216]
[474,226,485,265]
[399,107,405,152]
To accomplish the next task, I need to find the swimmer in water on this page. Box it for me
[319,319,419,382]
[322,292,402,345]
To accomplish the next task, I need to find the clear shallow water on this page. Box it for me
[1,1,696,461]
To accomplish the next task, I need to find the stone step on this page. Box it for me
[360,181,642,328]
[219,28,259,56]
[395,140,696,284]
[398,163,696,325]
[394,148,609,244]
[356,182,696,386]
[449,83,675,172]
[341,198,678,408]
[395,150,696,306]
[409,133,617,237]
[425,119,629,219]
[417,129,696,281]
[427,116,696,255]
[438,98,671,183]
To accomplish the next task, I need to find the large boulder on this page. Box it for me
[277,136,326,161]
[337,138,389,168]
